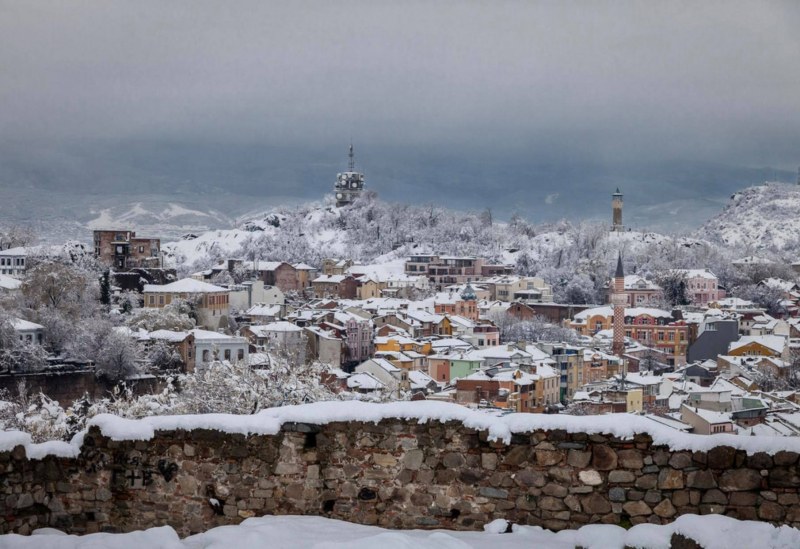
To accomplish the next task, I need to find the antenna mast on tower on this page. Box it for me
[348,144,355,172]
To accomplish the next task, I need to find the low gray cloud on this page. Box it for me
[1,1,799,229]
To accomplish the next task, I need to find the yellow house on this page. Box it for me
[357,278,381,299]
[143,278,230,331]
[626,388,643,413]
[728,335,787,359]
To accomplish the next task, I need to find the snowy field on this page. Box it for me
[2,514,800,549]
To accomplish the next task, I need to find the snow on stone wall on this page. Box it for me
[1,401,799,536]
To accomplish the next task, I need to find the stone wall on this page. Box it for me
[0,371,165,408]
[1,418,799,536]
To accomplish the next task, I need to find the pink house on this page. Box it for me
[676,269,726,306]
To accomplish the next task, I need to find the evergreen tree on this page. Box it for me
[99,270,111,306]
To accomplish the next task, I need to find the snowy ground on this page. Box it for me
[3,514,800,549]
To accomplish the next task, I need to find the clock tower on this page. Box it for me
[334,145,365,207]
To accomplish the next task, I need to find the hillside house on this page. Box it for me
[312,275,358,299]
[143,278,230,331]
[354,358,409,391]
[191,329,249,369]
[673,269,726,306]
[242,321,306,362]
[93,230,161,269]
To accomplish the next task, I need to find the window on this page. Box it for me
[159,296,164,305]
[202,350,210,362]
[138,246,144,253]
[148,296,155,306]
[224,350,231,360]
[237,349,244,360]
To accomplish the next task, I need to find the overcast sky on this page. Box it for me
[1,1,799,228]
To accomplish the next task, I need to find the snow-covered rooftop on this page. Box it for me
[10,318,44,331]
[248,321,302,335]
[573,306,673,321]
[0,274,21,290]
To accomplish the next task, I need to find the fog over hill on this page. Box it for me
[0,137,795,243]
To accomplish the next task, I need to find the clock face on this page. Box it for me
[336,193,343,199]
[351,182,358,189]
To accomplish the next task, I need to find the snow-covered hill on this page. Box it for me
[86,202,234,241]
[696,183,800,256]
[162,201,352,269]
[161,195,722,301]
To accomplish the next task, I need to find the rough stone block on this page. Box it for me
[686,470,717,489]
[773,451,799,467]
[591,446,617,471]
[635,474,657,490]
[657,469,684,490]
[706,446,736,470]
[617,449,644,469]
[668,452,692,470]
[608,470,635,484]
[653,499,676,518]
[567,450,591,468]
[623,500,652,516]
[478,487,508,499]
[719,469,762,492]
[581,493,611,514]
[701,489,727,505]
[759,501,786,521]
[609,487,626,502]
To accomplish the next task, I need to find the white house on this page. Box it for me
[0,247,28,278]
[228,280,285,312]
[243,321,306,362]
[190,329,249,369]
[355,358,409,391]
[11,318,45,345]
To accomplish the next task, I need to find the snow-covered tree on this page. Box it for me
[655,270,691,307]
[67,319,143,381]
[127,301,196,332]
[0,315,47,372]
[147,340,184,371]
[0,384,70,443]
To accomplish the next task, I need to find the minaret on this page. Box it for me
[611,188,624,232]
[611,253,626,357]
